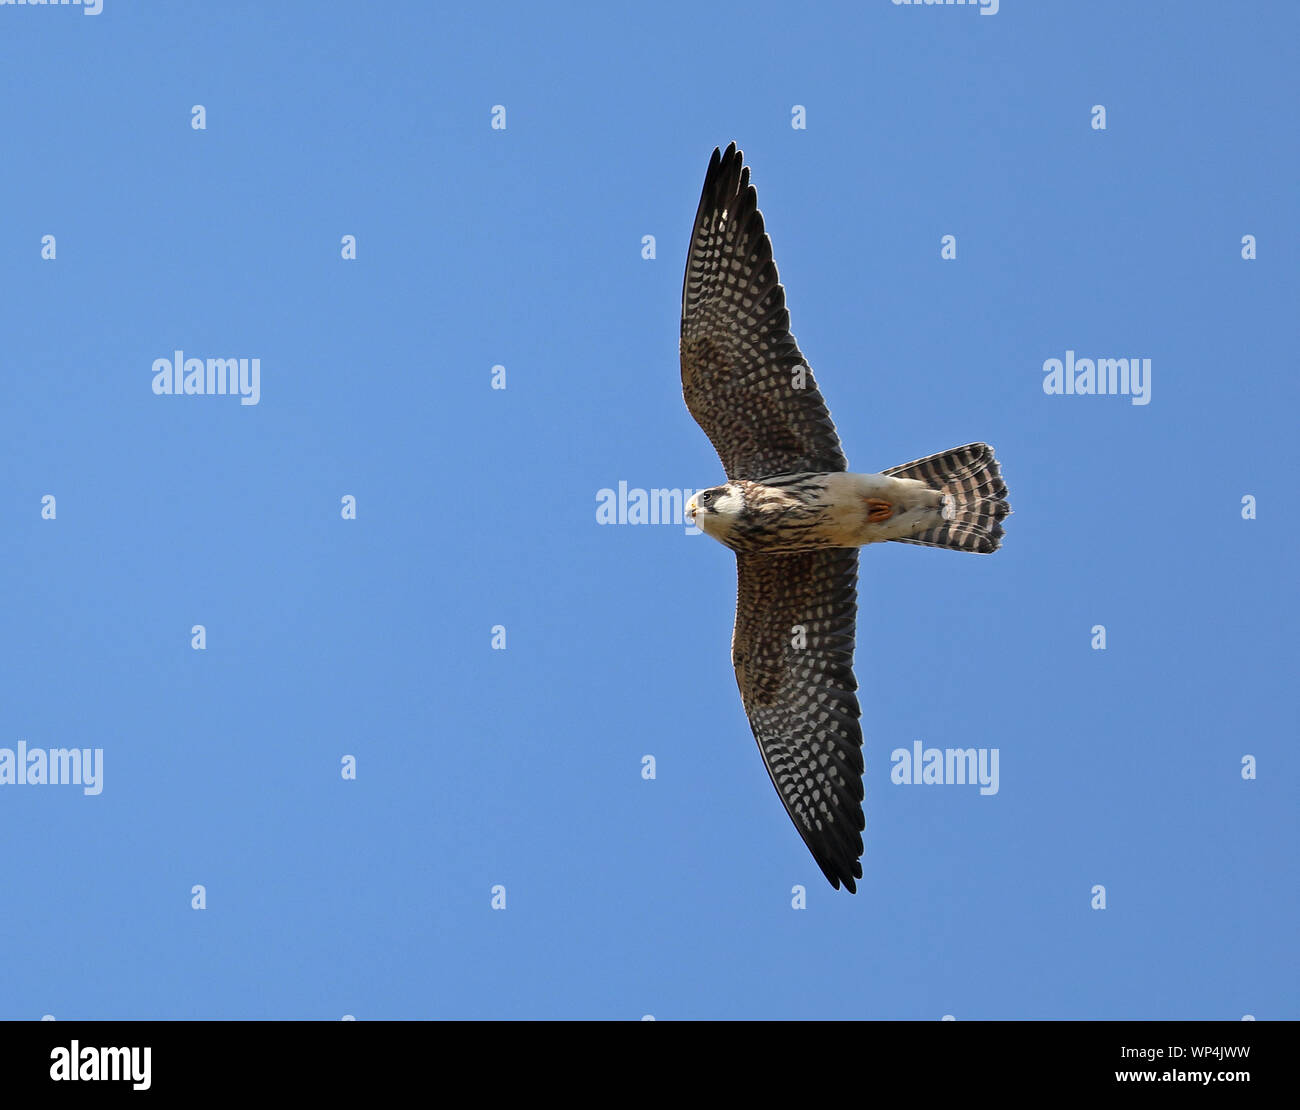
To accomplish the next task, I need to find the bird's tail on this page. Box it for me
[885,443,1010,554]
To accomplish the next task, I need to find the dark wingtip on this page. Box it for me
[820,858,861,894]
[715,142,742,182]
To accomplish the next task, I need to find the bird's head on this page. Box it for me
[686,483,746,541]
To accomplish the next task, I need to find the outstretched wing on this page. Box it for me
[732,548,864,892]
[680,143,847,481]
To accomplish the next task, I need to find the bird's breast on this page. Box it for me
[724,472,939,551]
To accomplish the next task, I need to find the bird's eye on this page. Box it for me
[700,491,714,504]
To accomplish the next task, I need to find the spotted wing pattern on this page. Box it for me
[680,143,847,481]
[731,547,865,892]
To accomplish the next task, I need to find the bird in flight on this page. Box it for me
[680,143,1011,893]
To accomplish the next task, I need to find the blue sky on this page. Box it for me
[1,1,1295,1020]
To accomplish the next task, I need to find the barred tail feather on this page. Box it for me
[885,443,1010,554]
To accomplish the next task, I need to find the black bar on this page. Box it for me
[1,1019,1288,1097]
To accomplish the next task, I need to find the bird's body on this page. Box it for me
[691,471,944,553]
[678,143,1011,892]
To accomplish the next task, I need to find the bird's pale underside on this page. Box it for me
[679,143,1011,893]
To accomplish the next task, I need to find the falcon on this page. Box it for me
[680,143,1011,893]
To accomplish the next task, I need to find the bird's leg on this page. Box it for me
[865,498,894,523]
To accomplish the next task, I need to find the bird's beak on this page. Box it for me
[685,497,698,522]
